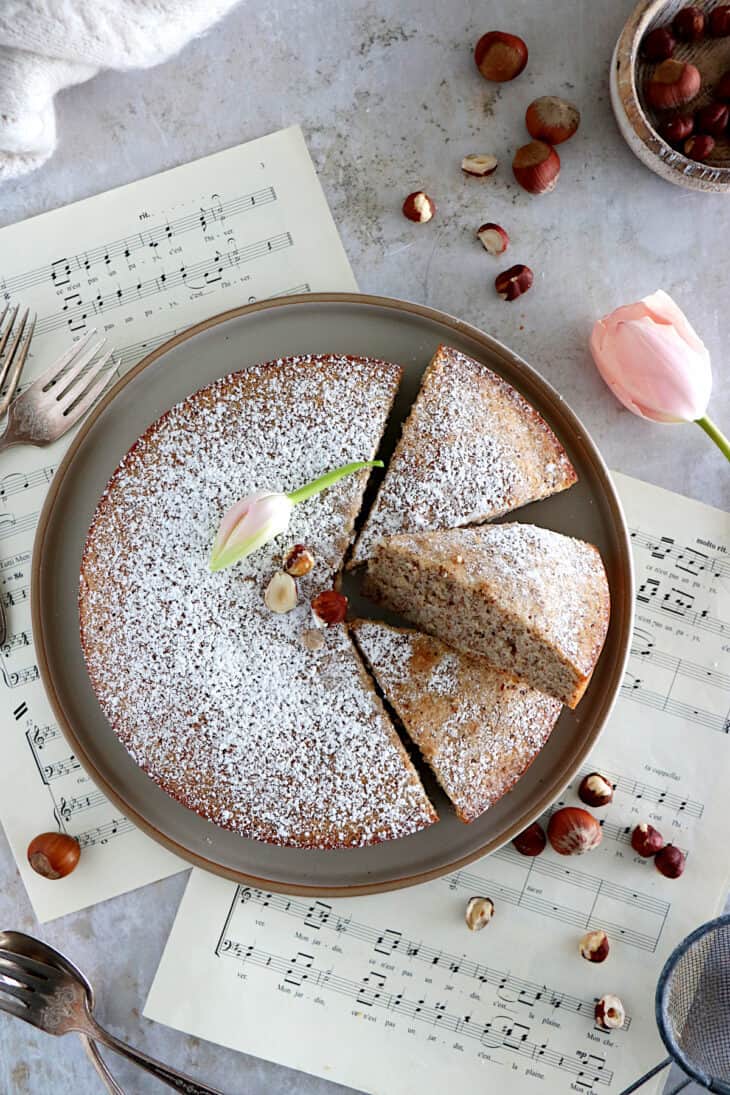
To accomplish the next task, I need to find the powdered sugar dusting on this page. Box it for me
[353,620,562,823]
[79,355,437,848]
[352,345,576,562]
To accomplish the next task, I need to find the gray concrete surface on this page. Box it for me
[0,0,727,1091]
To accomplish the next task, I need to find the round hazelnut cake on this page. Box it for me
[79,355,437,849]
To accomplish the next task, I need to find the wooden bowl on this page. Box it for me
[611,0,730,191]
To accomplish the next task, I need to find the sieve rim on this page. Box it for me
[655,913,730,1095]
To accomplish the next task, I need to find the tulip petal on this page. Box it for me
[210,491,293,572]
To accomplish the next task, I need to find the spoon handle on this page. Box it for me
[82,1014,223,1095]
[81,1035,126,1095]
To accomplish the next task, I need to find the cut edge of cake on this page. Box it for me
[351,619,562,824]
[362,524,610,709]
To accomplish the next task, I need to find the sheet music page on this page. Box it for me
[145,472,730,1095]
[0,124,357,922]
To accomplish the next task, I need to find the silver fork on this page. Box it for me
[0,931,124,1095]
[0,304,36,417]
[0,942,223,1094]
[0,329,118,454]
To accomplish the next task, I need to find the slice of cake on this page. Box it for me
[363,523,610,708]
[352,620,562,823]
[80,354,438,848]
[351,344,577,564]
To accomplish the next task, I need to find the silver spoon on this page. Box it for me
[0,931,123,1094]
[0,934,222,1094]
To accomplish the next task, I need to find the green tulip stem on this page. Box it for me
[287,460,384,506]
[695,416,730,464]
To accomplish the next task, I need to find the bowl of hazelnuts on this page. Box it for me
[611,0,730,190]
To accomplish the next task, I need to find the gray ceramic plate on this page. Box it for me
[33,293,633,896]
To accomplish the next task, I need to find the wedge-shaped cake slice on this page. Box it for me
[352,620,562,823]
[351,344,577,564]
[363,524,610,708]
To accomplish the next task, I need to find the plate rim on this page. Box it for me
[31,291,634,896]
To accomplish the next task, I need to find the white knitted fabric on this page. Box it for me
[0,0,241,180]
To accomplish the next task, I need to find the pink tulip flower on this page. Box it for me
[209,460,383,572]
[590,290,728,463]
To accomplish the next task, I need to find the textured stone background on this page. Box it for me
[0,0,726,1091]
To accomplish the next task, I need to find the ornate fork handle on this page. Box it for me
[81,1013,223,1095]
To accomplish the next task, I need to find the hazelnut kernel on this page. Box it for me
[655,844,686,879]
[402,191,436,223]
[659,114,694,145]
[462,153,499,177]
[695,102,729,136]
[579,929,610,963]
[716,71,730,102]
[477,223,510,255]
[547,807,602,855]
[673,7,706,40]
[631,822,665,857]
[311,589,348,628]
[284,543,315,577]
[512,821,546,857]
[595,994,625,1031]
[300,627,325,652]
[495,264,533,301]
[642,26,676,61]
[646,60,702,111]
[684,134,716,161]
[474,31,528,82]
[264,571,297,614]
[512,140,560,195]
[27,832,81,880]
[710,5,730,36]
[578,772,614,808]
[525,96,580,144]
[465,896,495,931]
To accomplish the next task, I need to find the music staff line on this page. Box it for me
[1,187,276,298]
[621,677,730,735]
[573,763,704,819]
[236,887,631,1027]
[446,858,667,952]
[630,528,730,583]
[36,233,293,337]
[637,577,728,640]
[631,626,730,692]
[217,938,612,1089]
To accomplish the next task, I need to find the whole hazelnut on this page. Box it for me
[311,589,348,628]
[578,772,614,808]
[710,5,730,36]
[642,26,676,61]
[27,832,81,879]
[495,264,533,301]
[465,896,495,931]
[715,71,730,101]
[462,153,499,177]
[631,822,665,857]
[512,140,561,194]
[646,60,702,110]
[512,821,546,856]
[579,929,610,963]
[655,844,686,879]
[284,543,315,577]
[547,807,602,855]
[673,6,707,40]
[402,191,436,223]
[477,222,510,255]
[695,102,729,135]
[684,134,716,161]
[595,994,625,1031]
[659,113,695,144]
[525,96,580,144]
[474,31,528,82]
